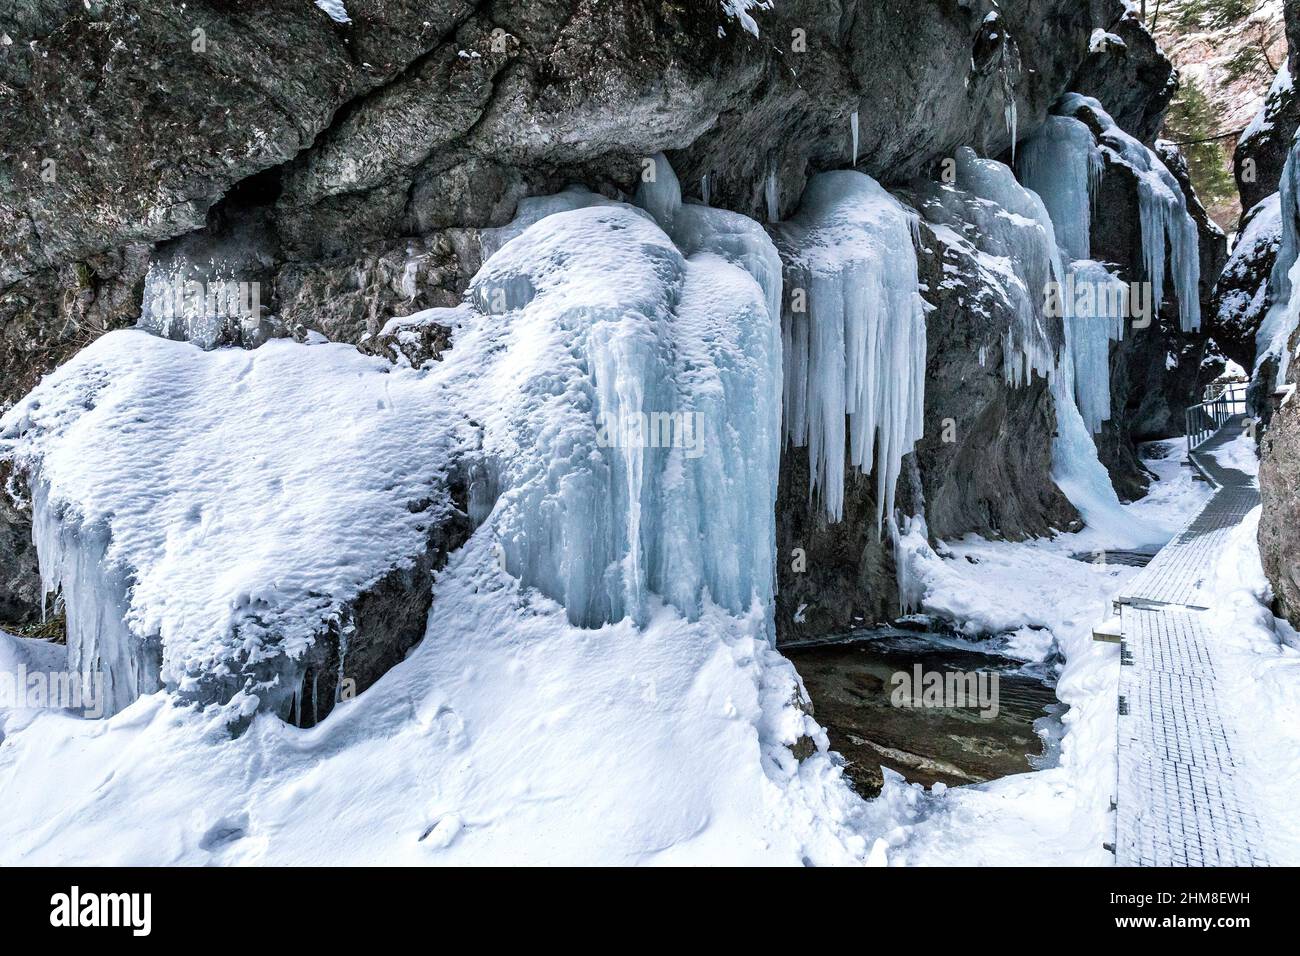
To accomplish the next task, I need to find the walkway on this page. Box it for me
[1110,414,1270,866]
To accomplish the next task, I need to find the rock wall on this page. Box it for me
[0,2,1215,685]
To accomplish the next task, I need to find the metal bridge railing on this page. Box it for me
[1185,386,1246,455]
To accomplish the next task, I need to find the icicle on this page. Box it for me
[1067,260,1128,433]
[701,173,711,206]
[850,110,859,167]
[1002,72,1017,164]
[1017,115,1099,262]
[765,155,781,223]
[1037,94,1202,333]
[771,170,926,530]
[29,479,160,718]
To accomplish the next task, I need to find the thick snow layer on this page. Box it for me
[772,170,926,528]
[0,534,871,865]
[0,441,1221,867]
[1199,504,1300,864]
[0,162,875,864]
[0,333,464,718]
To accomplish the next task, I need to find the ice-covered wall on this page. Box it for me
[919,147,1061,389]
[457,158,784,629]
[1257,133,1300,388]
[771,171,927,530]
[1059,93,1202,333]
[1067,260,1129,434]
[1017,115,1101,262]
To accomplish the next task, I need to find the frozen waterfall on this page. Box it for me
[1017,115,1101,262]
[462,155,784,628]
[1022,94,1200,333]
[1067,260,1128,434]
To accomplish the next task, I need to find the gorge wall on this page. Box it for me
[0,1,1224,711]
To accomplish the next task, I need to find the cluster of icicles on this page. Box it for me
[15,92,1207,722]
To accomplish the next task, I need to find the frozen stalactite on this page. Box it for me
[891,514,931,616]
[701,173,711,206]
[1001,68,1017,165]
[1017,115,1100,262]
[1015,101,1146,534]
[29,480,162,717]
[955,148,1058,387]
[771,170,927,530]
[1025,94,1201,333]
[850,111,859,167]
[1066,260,1127,434]
[765,155,781,223]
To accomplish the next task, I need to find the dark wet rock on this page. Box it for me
[1253,1,1300,637]
[357,311,455,369]
[1209,194,1282,370]
[0,461,41,627]
[276,231,481,346]
[906,209,1078,541]
[0,0,476,286]
[1070,6,1178,142]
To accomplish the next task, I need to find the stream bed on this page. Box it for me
[786,627,1064,796]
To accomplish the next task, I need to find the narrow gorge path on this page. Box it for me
[1112,414,1270,866]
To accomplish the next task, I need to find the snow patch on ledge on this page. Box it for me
[0,332,463,717]
[721,0,772,36]
[314,0,351,24]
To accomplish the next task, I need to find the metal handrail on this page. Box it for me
[1185,390,1245,455]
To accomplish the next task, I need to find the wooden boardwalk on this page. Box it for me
[1111,415,1270,866]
